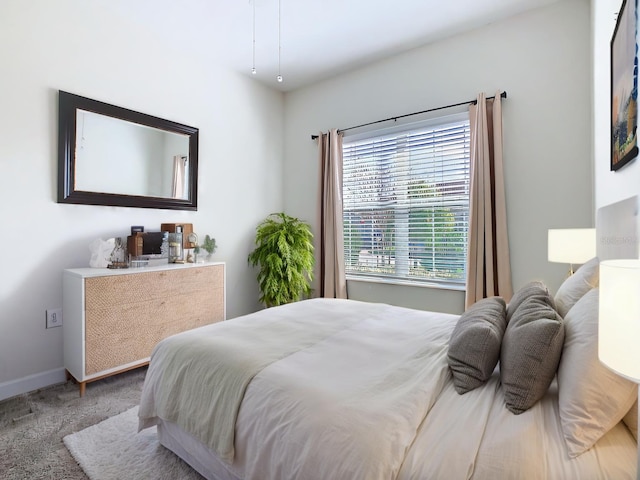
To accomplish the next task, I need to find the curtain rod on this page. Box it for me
[310,91,507,140]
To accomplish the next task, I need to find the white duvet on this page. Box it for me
[138,298,636,480]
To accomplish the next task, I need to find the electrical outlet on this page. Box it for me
[46,308,63,328]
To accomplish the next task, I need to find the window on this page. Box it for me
[342,114,471,287]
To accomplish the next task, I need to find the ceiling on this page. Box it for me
[121,0,564,92]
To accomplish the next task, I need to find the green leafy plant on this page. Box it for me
[202,235,217,255]
[248,213,314,307]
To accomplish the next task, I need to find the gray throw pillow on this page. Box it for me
[506,280,555,322]
[501,295,564,414]
[448,296,507,394]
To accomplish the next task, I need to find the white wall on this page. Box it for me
[0,1,284,398]
[283,0,592,314]
[592,0,640,208]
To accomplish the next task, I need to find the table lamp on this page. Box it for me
[599,259,640,479]
[548,228,596,275]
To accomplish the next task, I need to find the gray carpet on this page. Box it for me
[0,367,147,479]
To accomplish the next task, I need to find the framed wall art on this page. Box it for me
[611,0,639,171]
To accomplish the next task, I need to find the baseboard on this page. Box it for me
[0,368,67,402]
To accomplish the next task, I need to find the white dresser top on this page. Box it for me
[64,261,225,278]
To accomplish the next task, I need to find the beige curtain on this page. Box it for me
[318,129,348,299]
[465,92,513,308]
[172,155,186,199]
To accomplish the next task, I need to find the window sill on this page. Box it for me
[346,275,466,292]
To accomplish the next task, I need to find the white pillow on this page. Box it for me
[554,257,599,318]
[557,288,638,457]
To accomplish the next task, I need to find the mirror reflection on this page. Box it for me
[75,110,190,200]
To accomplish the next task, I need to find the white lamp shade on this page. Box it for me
[598,259,640,382]
[548,228,596,264]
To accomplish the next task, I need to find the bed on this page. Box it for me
[138,197,640,480]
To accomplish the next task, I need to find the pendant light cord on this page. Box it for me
[277,0,283,82]
[251,0,257,74]
[251,0,284,83]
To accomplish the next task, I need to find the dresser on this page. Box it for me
[63,262,225,396]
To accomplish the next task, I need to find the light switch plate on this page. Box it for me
[46,308,63,328]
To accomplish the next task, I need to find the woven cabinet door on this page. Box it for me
[84,264,224,375]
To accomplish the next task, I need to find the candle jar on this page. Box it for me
[168,230,184,263]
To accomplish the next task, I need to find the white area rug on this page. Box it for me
[63,406,202,480]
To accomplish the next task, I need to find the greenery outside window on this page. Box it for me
[342,113,470,287]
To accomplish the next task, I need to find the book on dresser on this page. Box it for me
[63,262,225,396]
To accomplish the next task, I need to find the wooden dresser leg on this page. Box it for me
[66,370,86,397]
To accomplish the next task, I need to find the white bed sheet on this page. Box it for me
[140,299,637,480]
[158,379,637,480]
[157,419,240,480]
[398,375,636,479]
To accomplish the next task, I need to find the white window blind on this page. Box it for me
[342,115,471,286]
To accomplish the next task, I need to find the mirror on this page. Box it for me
[58,91,199,210]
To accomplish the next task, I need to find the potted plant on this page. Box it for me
[248,212,314,307]
[194,235,216,262]
[202,235,217,255]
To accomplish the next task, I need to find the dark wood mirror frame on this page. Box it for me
[57,90,199,210]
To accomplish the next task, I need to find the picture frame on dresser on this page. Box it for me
[611,0,639,171]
